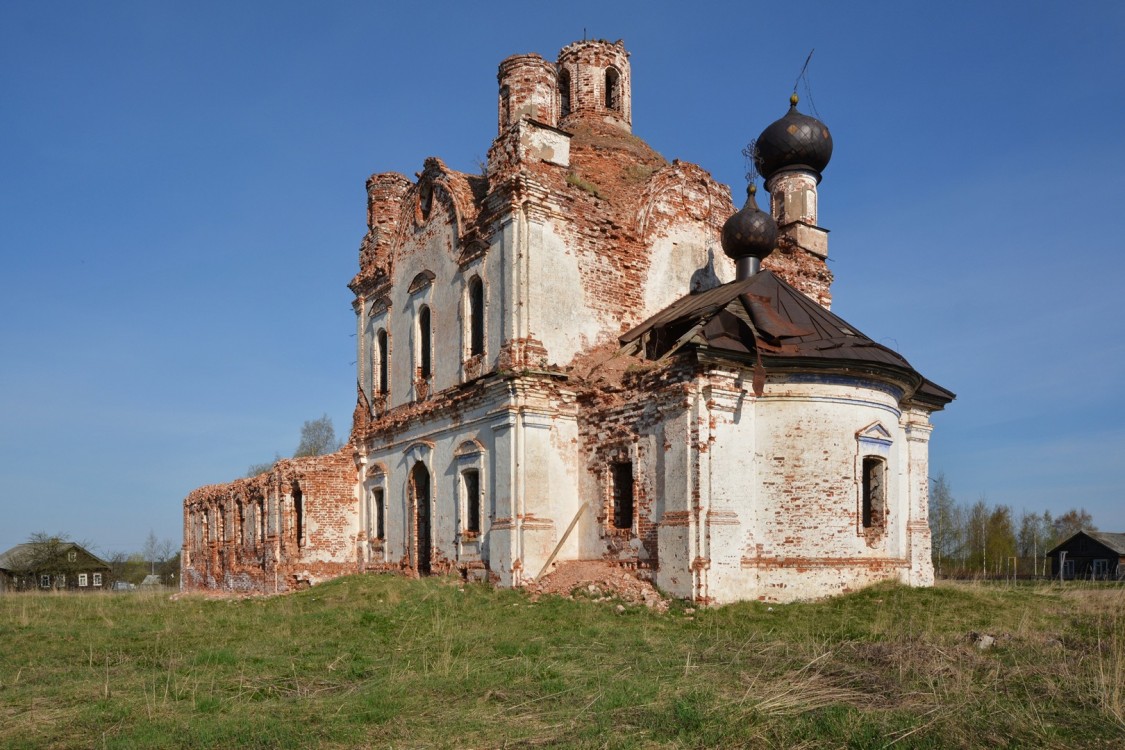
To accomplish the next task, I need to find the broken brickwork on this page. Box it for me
[182,451,357,593]
[182,38,950,602]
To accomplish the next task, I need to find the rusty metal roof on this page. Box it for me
[621,270,954,408]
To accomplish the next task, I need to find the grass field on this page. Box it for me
[1,575,1122,749]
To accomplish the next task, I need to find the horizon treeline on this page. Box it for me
[928,473,1096,578]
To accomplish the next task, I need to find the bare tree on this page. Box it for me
[247,453,281,477]
[1052,508,1095,543]
[142,530,160,575]
[294,414,340,457]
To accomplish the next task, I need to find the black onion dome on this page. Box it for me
[722,185,777,261]
[754,94,833,182]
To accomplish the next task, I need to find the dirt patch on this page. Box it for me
[527,560,669,612]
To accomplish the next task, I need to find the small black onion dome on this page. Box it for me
[722,185,777,261]
[754,94,833,182]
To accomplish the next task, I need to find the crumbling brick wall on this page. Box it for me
[182,450,357,593]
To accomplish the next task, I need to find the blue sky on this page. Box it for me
[2,1,1123,555]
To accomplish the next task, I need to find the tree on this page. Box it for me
[985,505,1017,577]
[5,532,89,590]
[294,414,340,457]
[142,530,159,575]
[247,416,341,476]
[964,498,990,574]
[247,453,281,478]
[1051,508,1095,544]
[929,473,960,576]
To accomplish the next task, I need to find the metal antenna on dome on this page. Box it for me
[792,49,821,120]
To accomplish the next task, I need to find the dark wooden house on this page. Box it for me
[0,541,112,592]
[1046,531,1125,580]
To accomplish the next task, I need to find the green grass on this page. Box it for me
[0,577,1122,748]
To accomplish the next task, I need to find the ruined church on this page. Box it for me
[182,39,953,603]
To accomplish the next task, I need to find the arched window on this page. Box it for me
[376,328,389,394]
[861,457,886,529]
[292,483,304,548]
[605,67,620,111]
[558,69,571,118]
[462,469,481,533]
[499,85,511,129]
[468,276,484,357]
[418,306,432,379]
[411,461,432,575]
[418,183,433,221]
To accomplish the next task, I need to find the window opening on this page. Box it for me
[611,462,634,530]
[377,328,389,394]
[499,85,511,129]
[468,277,484,357]
[559,69,571,118]
[605,68,620,111]
[418,306,432,379]
[412,462,432,575]
[68,550,77,562]
[79,574,88,587]
[40,574,49,588]
[419,183,433,220]
[93,573,102,586]
[374,488,385,540]
[293,485,304,548]
[463,469,481,533]
[861,457,885,529]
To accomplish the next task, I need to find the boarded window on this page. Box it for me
[468,276,484,357]
[861,457,885,529]
[463,469,481,533]
[419,306,432,379]
[612,462,634,530]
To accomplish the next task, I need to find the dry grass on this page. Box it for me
[0,577,1121,748]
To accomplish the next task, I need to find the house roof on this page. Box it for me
[620,270,954,408]
[0,541,111,571]
[1049,531,1125,556]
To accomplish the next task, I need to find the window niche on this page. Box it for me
[605,67,621,111]
[467,275,485,359]
[376,328,389,395]
[611,461,634,531]
[861,456,886,529]
[292,483,304,550]
[369,295,391,404]
[374,487,385,541]
[364,467,388,564]
[463,469,481,534]
[558,69,571,118]
[418,305,432,381]
[855,422,893,538]
[454,441,487,542]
